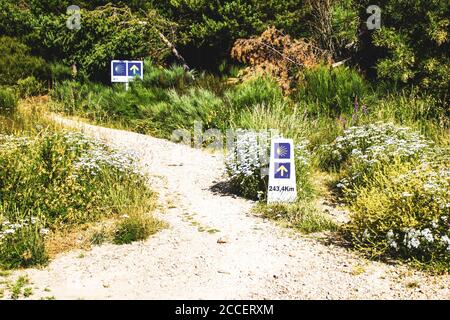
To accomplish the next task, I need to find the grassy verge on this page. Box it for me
[0,98,164,270]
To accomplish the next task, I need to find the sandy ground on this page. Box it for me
[4,117,449,300]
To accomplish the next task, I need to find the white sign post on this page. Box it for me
[267,138,297,203]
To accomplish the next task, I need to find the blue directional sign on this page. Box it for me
[268,138,297,203]
[274,162,290,179]
[128,61,142,78]
[274,142,291,159]
[111,60,144,83]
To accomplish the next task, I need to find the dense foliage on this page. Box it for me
[1,0,448,102]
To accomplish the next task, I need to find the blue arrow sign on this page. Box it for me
[274,162,290,179]
[128,62,142,77]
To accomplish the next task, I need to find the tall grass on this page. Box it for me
[225,76,284,109]
[295,65,374,115]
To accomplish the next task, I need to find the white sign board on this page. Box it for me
[111,60,144,83]
[267,138,297,203]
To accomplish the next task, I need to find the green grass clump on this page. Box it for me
[320,122,435,194]
[9,276,30,300]
[254,202,337,234]
[16,76,45,98]
[113,212,164,245]
[0,210,48,269]
[142,60,195,90]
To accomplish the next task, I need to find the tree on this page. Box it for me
[151,0,312,70]
[358,0,449,101]
[29,4,176,81]
[0,36,50,86]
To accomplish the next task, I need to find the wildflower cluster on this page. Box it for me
[0,216,48,241]
[0,214,48,269]
[61,131,141,176]
[323,122,432,166]
[225,129,270,200]
[322,122,434,192]
[346,157,450,266]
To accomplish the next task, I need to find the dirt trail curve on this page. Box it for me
[13,117,449,299]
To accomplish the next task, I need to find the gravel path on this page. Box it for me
[8,117,449,300]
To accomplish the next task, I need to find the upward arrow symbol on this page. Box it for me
[130,65,139,75]
[276,165,288,177]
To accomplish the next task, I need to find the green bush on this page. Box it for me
[345,159,449,270]
[0,129,160,268]
[143,61,195,90]
[0,36,49,86]
[32,5,173,81]
[50,63,73,83]
[296,65,372,115]
[369,91,449,145]
[322,121,449,269]
[361,0,450,101]
[0,131,150,225]
[17,76,45,98]
[0,87,17,115]
[135,87,227,138]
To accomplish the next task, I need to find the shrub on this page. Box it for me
[0,36,50,86]
[50,63,73,83]
[0,128,161,268]
[362,0,450,101]
[0,87,17,115]
[296,65,372,115]
[225,76,284,109]
[137,87,227,138]
[345,159,450,269]
[231,27,330,92]
[0,131,148,225]
[143,61,195,90]
[17,76,45,98]
[235,102,308,143]
[33,5,173,81]
[369,90,449,145]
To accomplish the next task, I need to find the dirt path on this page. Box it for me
[8,117,449,299]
